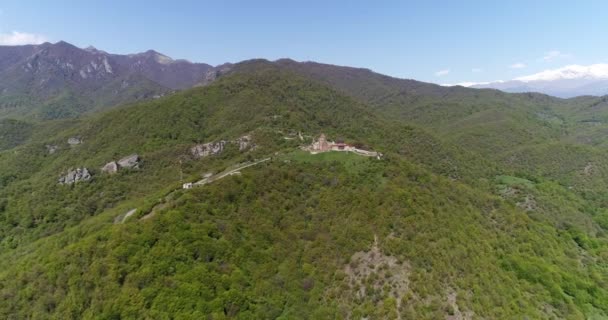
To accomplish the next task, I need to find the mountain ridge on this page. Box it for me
[3,42,608,319]
[1,62,608,318]
[0,41,224,119]
[4,40,602,121]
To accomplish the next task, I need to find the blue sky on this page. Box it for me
[1,0,607,84]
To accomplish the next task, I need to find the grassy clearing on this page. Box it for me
[496,175,535,189]
[281,149,377,173]
[283,149,369,163]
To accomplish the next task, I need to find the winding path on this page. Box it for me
[193,158,271,186]
[138,158,271,221]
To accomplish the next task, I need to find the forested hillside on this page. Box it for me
[1,61,608,319]
[0,41,221,119]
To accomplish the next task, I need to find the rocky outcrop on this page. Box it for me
[584,162,594,176]
[190,135,254,158]
[45,145,58,154]
[190,141,226,158]
[517,195,537,211]
[67,137,82,145]
[101,154,140,174]
[117,154,140,169]
[333,235,410,319]
[101,161,118,174]
[58,168,91,184]
[236,135,254,151]
[200,63,233,85]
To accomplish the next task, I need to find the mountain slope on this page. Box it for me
[0,62,607,319]
[0,41,220,119]
[0,61,494,248]
[4,150,608,319]
[270,60,608,205]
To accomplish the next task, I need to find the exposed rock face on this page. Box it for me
[517,195,537,211]
[0,41,224,119]
[331,235,410,319]
[101,161,118,174]
[45,145,58,154]
[190,135,254,159]
[200,63,232,85]
[236,135,254,151]
[101,154,140,174]
[58,168,91,184]
[67,137,82,145]
[446,289,474,320]
[191,141,226,158]
[117,154,140,169]
[584,162,594,176]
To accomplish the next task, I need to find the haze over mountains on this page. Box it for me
[458,64,608,98]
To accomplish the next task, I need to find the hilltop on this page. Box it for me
[0,59,607,319]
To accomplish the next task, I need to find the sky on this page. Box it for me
[1,0,607,84]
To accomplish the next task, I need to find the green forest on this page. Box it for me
[1,61,608,319]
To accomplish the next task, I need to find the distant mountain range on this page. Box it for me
[462,64,608,98]
[0,41,231,118]
[3,48,608,319]
[3,40,608,120]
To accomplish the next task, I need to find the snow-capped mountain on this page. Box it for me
[466,64,608,98]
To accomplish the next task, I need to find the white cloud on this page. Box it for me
[435,69,450,77]
[0,31,48,45]
[472,68,482,73]
[509,62,526,69]
[441,80,504,87]
[449,64,608,87]
[542,50,571,62]
[515,64,608,82]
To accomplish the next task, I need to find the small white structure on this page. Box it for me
[183,182,193,189]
